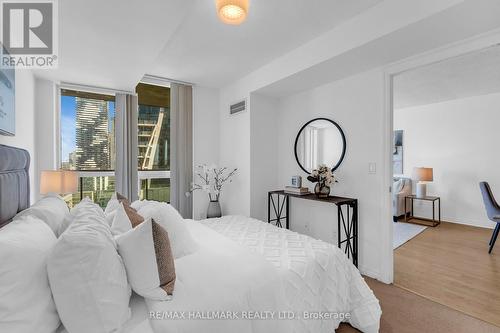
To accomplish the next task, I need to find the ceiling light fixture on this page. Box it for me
[216,0,249,25]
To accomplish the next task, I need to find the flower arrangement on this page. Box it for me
[188,164,237,202]
[307,164,337,197]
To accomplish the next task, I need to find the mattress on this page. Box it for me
[56,292,153,333]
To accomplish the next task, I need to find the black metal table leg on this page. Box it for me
[268,192,288,229]
[405,197,408,222]
[433,200,435,223]
[337,206,341,250]
[352,200,358,267]
[285,195,289,229]
[438,198,441,222]
[336,201,358,267]
[267,192,271,223]
[411,197,414,219]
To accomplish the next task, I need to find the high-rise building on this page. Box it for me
[75,97,110,170]
[138,105,169,170]
[108,117,115,170]
[68,150,77,170]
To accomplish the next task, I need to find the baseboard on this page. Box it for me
[359,266,385,283]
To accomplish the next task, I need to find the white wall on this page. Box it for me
[0,70,36,203]
[250,93,280,222]
[218,87,251,216]
[192,86,220,219]
[274,69,386,277]
[218,70,389,278]
[394,92,500,229]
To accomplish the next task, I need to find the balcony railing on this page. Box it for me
[65,170,170,208]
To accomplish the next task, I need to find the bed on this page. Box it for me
[0,144,381,333]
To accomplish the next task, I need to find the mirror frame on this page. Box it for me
[293,117,347,174]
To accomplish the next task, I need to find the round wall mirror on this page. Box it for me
[294,118,346,174]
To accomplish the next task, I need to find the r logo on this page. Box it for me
[2,2,53,54]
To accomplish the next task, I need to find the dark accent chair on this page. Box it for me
[479,182,500,254]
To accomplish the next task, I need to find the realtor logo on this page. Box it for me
[0,0,58,68]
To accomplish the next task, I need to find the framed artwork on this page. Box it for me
[0,45,15,136]
[393,130,403,175]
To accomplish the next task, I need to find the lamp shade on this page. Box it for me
[216,0,249,25]
[40,170,78,194]
[413,167,433,182]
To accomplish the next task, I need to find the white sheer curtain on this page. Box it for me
[115,93,139,201]
[170,83,193,218]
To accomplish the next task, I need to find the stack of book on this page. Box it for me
[284,186,310,195]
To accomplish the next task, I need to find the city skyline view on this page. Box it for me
[58,85,171,206]
[60,95,115,165]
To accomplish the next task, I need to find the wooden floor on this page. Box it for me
[336,277,500,333]
[394,220,500,327]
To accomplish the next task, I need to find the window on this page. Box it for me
[59,84,171,207]
[60,89,116,207]
[136,83,170,202]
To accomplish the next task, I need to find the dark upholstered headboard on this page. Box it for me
[0,144,30,227]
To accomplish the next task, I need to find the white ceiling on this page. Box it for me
[34,0,383,90]
[394,45,500,109]
[34,0,196,91]
[148,0,382,87]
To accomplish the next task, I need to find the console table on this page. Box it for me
[268,190,359,267]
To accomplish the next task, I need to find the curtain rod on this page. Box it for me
[142,74,194,87]
[59,82,136,96]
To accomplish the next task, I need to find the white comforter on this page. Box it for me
[201,216,381,333]
[146,219,292,333]
[146,215,381,333]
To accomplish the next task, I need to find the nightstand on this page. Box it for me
[404,195,441,227]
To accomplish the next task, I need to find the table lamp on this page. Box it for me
[413,167,433,198]
[40,170,78,196]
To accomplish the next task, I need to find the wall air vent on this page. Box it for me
[230,100,246,115]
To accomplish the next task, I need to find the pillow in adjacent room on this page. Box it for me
[138,202,198,259]
[47,204,131,333]
[0,216,60,333]
[116,219,176,301]
[14,194,69,236]
[393,179,404,194]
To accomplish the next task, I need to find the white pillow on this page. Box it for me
[138,202,198,259]
[111,203,133,236]
[116,219,176,301]
[57,197,106,236]
[105,193,121,216]
[47,207,131,333]
[130,199,153,211]
[0,216,60,333]
[15,194,69,236]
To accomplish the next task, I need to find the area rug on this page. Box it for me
[393,222,427,249]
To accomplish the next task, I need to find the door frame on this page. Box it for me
[379,28,500,284]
